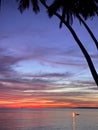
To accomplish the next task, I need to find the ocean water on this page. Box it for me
[0,108,98,130]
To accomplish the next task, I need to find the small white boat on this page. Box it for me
[72,112,79,117]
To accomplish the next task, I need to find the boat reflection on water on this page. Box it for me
[72,112,79,130]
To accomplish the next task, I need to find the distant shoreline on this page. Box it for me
[0,107,98,110]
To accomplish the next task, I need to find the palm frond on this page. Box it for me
[48,0,62,17]
[18,0,40,13]
[31,0,39,13]
[18,0,30,13]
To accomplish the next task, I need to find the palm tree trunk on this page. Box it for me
[40,1,98,86]
[60,18,98,86]
[77,15,98,50]
[65,23,98,86]
[59,16,98,86]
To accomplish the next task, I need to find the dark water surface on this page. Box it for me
[0,108,98,130]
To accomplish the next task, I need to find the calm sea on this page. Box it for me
[0,108,98,130]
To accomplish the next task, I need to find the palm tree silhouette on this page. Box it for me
[1,0,98,86]
[16,0,98,48]
[47,0,98,49]
[46,0,98,86]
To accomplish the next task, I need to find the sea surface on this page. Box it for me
[0,108,98,130]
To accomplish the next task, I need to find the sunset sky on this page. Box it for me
[0,0,98,108]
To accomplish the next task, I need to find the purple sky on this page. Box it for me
[0,0,98,108]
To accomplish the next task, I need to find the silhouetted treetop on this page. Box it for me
[16,0,98,27]
[48,0,98,27]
